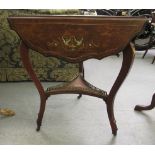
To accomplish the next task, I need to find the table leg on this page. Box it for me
[134,93,155,111]
[20,42,47,131]
[77,62,85,99]
[106,43,135,135]
[36,96,47,131]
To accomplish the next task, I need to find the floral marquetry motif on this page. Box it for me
[46,28,101,51]
[47,34,100,51]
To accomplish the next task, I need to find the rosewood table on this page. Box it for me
[8,16,146,135]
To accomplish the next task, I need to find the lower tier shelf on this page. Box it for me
[46,74,107,100]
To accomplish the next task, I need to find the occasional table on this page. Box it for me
[8,16,146,135]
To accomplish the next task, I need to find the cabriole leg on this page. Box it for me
[106,43,135,135]
[135,93,155,111]
[36,96,47,131]
[20,42,47,131]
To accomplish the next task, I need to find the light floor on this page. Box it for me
[0,50,155,145]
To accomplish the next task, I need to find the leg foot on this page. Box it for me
[36,120,41,131]
[142,49,148,58]
[36,127,40,132]
[152,56,155,64]
[134,93,155,111]
[134,105,145,111]
[107,105,118,135]
[112,129,117,136]
[36,97,47,131]
[116,53,120,57]
[77,94,82,99]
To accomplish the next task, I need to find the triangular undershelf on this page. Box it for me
[46,74,108,101]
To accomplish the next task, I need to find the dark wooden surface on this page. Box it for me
[8,16,146,62]
[8,16,147,135]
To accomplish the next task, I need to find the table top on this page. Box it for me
[8,16,147,62]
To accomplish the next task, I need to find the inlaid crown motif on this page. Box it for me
[61,30,85,50]
[62,34,83,49]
